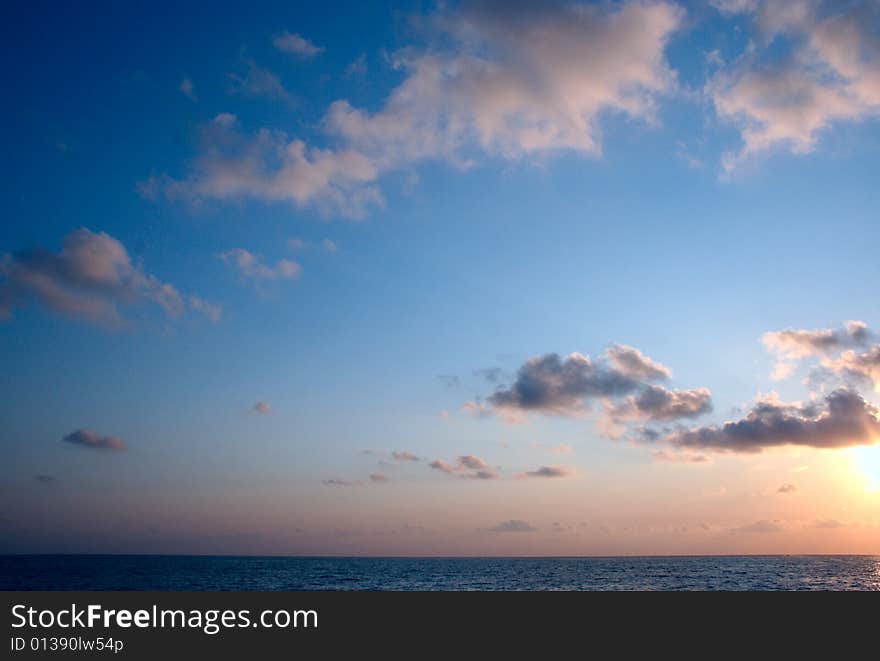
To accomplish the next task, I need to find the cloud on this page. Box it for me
[180,78,196,100]
[328,0,682,160]
[762,321,880,387]
[777,483,797,493]
[188,296,222,323]
[731,519,784,534]
[606,344,672,380]
[0,229,213,327]
[322,239,337,253]
[606,385,713,422]
[652,389,880,453]
[369,473,390,483]
[322,479,362,487]
[710,1,880,171]
[254,401,272,415]
[763,321,871,360]
[488,350,648,415]
[829,346,880,390]
[652,450,710,464]
[146,1,682,217]
[345,53,368,76]
[219,249,302,281]
[392,451,420,462]
[488,519,537,533]
[273,31,324,58]
[461,399,493,418]
[429,455,498,479]
[811,518,846,529]
[63,429,126,451]
[483,346,710,431]
[33,475,56,483]
[229,59,293,103]
[142,113,382,218]
[520,465,575,478]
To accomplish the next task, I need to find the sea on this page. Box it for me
[2,555,880,590]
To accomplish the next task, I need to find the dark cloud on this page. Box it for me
[254,401,272,415]
[488,350,653,414]
[777,483,797,494]
[655,389,880,454]
[392,451,420,462]
[0,228,215,326]
[488,519,537,533]
[520,465,575,478]
[33,475,56,483]
[811,519,846,529]
[609,385,712,422]
[481,346,711,430]
[429,455,498,479]
[62,429,126,451]
[369,473,390,483]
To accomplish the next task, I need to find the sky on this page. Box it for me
[2,0,880,556]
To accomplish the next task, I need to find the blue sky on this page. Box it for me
[3,0,880,555]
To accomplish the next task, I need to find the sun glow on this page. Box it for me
[853,445,880,491]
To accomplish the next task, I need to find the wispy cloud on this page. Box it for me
[219,249,301,281]
[273,31,324,58]
[229,59,293,103]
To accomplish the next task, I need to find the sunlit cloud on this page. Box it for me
[648,389,880,453]
[710,1,880,171]
[143,0,683,217]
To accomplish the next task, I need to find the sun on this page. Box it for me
[852,445,880,491]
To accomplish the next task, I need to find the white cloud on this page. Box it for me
[710,0,880,171]
[144,1,683,217]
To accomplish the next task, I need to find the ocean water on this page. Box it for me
[2,555,880,590]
